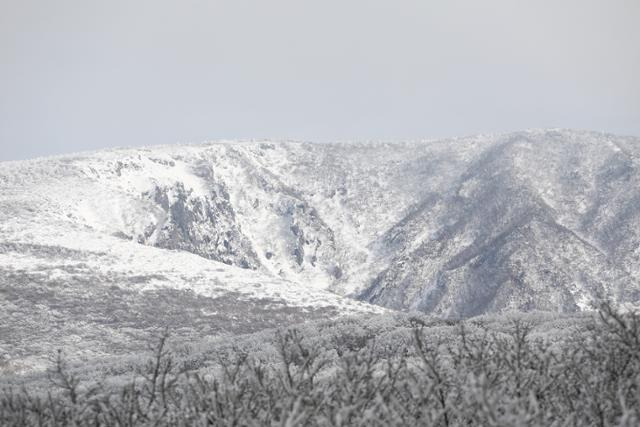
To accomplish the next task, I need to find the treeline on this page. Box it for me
[1,303,639,426]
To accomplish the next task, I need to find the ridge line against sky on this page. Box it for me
[2,128,638,165]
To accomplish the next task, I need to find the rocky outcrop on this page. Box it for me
[140,182,260,269]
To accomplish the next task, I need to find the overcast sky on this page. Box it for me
[1,0,639,161]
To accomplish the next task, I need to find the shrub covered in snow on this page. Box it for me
[1,303,639,426]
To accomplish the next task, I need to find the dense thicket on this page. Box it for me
[2,304,639,426]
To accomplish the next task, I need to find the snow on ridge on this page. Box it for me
[2,128,640,316]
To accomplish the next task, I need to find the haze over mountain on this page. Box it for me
[2,129,640,371]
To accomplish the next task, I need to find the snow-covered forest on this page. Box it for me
[2,302,639,426]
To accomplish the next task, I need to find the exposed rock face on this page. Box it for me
[2,129,640,318]
[142,182,260,269]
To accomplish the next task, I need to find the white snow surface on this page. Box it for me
[2,129,640,372]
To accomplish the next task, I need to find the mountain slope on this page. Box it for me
[360,133,640,315]
[2,129,640,370]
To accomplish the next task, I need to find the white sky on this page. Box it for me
[1,0,639,161]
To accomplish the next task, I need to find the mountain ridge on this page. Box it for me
[2,129,640,370]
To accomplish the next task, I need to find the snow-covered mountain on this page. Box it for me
[2,129,640,369]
